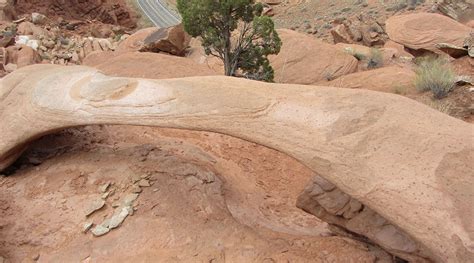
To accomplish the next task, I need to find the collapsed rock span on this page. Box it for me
[0,65,473,262]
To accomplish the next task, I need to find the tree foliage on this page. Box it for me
[177,0,281,82]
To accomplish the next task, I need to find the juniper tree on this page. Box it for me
[177,0,281,82]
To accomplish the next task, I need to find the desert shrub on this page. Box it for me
[392,85,408,95]
[386,1,407,12]
[367,48,383,69]
[414,57,455,99]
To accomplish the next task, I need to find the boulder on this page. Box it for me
[83,51,216,79]
[323,66,417,94]
[0,65,473,263]
[117,27,158,52]
[383,40,414,60]
[0,33,13,48]
[14,0,137,28]
[331,24,352,44]
[451,56,474,76]
[270,29,358,84]
[31,12,47,25]
[0,0,15,21]
[435,43,468,58]
[331,14,387,46]
[90,23,114,39]
[139,24,191,56]
[4,45,40,69]
[386,13,471,53]
[297,176,424,262]
[16,21,46,36]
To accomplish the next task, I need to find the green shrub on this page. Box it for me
[414,57,455,99]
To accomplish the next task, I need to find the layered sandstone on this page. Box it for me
[0,65,473,262]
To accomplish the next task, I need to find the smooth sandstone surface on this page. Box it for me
[270,29,358,84]
[323,66,417,94]
[0,65,473,262]
[386,13,471,52]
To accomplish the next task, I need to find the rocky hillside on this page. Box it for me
[14,0,138,28]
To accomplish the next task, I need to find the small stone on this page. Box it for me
[85,199,106,217]
[99,182,111,193]
[152,188,159,192]
[100,219,111,228]
[91,225,110,236]
[108,207,130,229]
[83,222,93,233]
[101,192,110,200]
[130,174,141,183]
[123,193,139,206]
[131,185,142,193]
[112,202,120,208]
[32,12,47,25]
[138,179,150,187]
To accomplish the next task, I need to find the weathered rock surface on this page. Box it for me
[435,43,469,58]
[15,0,137,28]
[386,13,471,53]
[85,199,105,216]
[436,0,474,23]
[140,24,191,56]
[0,0,15,21]
[297,175,427,262]
[0,65,473,262]
[83,51,216,79]
[270,29,358,84]
[91,224,110,237]
[323,66,416,94]
[464,32,474,57]
[117,27,158,52]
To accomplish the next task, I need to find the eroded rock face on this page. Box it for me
[270,29,358,84]
[331,14,387,46]
[296,175,430,262]
[14,0,137,28]
[323,66,417,94]
[0,0,15,21]
[437,0,474,23]
[117,27,158,52]
[83,51,216,79]
[386,13,471,53]
[139,24,191,56]
[0,65,473,262]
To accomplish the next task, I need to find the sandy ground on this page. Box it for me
[0,125,379,262]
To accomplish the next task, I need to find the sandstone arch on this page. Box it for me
[0,65,473,262]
